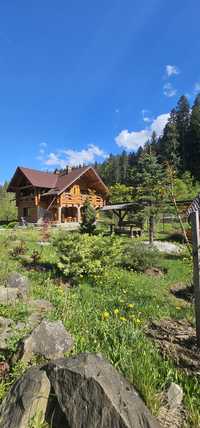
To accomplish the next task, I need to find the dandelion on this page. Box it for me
[114,308,120,315]
[120,316,126,322]
[102,311,109,320]
[127,303,134,309]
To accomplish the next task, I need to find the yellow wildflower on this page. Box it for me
[120,316,126,322]
[127,303,134,309]
[102,311,110,320]
[114,308,120,315]
[176,307,181,310]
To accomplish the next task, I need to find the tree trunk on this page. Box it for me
[149,215,154,244]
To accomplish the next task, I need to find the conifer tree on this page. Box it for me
[80,199,96,234]
[188,94,200,179]
[158,109,180,170]
[176,95,190,172]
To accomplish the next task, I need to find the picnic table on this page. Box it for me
[109,222,142,238]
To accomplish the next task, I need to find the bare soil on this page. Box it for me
[147,318,200,374]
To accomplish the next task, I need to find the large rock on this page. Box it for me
[7,272,30,297]
[0,367,50,428]
[0,287,21,305]
[0,316,14,350]
[45,353,160,428]
[19,320,74,363]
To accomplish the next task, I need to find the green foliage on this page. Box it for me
[80,199,96,234]
[0,182,17,221]
[121,241,160,272]
[53,232,123,283]
[6,221,18,229]
[109,183,133,203]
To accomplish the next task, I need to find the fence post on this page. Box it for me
[191,211,200,347]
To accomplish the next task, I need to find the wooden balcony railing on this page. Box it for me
[60,193,104,207]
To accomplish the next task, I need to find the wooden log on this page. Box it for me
[191,211,200,348]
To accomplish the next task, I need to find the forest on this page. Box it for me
[95,93,200,201]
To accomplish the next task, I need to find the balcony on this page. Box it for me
[60,193,104,207]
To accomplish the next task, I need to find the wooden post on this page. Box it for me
[191,211,200,348]
[149,215,154,244]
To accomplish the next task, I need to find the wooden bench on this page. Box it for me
[109,223,142,238]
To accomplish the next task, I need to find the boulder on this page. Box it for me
[0,316,14,351]
[45,353,161,428]
[0,367,50,428]
[7,272,30,297]
[0,287,21,305]
[29,298,53,313]
[19,320,74,363]
[167,383,183,409]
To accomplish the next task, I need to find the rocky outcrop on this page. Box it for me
[0,317,14,350]
[45,353,160,428]
[7,272,30,296]
[0,353,161,428]
[0,367,50,428]
[0,287,21,305]
[18,320,74,363]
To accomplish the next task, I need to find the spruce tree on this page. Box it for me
[188,94,200,179]
[176,95,190,172]
[158,109,180,170]
[80,199,96,234]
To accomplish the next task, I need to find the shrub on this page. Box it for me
[6,221,18,229]
[120,241,160,272]
[80,199,96,234]
[166,231,187,243]
[52,233,122,283]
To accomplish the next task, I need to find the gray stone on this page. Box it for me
[29,298,53,313]
[0,316,14,350]
[7,272,30,296]
[20,320,74,363]
[0,367,50,428]
[167,382,183,409]
[0,316,13,331]
[45,353,160,428]
[0,287,21,305]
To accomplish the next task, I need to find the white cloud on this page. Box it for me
[163,82,177,97]
[165,65,179,77]
[194,82,200,93]
[151,113,170,135]
[115,112,169,151]
[40,142,47,148]
[141,109,152,123]
[42,144,107,168]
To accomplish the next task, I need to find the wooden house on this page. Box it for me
[7,166,108,223]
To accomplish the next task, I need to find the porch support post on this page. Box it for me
[77,206,81,222]
[58,206,62,223]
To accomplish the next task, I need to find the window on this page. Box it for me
[23,207,29,217]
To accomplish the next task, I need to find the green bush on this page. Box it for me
[80,199,96,234]
[52,233,123,283]
[6,221,18,229]
[121,241,160,272]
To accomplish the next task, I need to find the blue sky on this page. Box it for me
[1,0,200,182]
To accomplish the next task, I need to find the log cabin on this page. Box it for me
[7,166,108,224]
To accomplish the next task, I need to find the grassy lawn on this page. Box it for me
[0,226,198,427]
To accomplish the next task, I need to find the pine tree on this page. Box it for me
[188,94,200,179]
[134,153,166,243]
[176,95,190,172]
[119,150,128,183]
[80,199,96,234]
[158,109,180,170]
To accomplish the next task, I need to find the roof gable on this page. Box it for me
[8,166,108,195]
[7,167,58,191]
